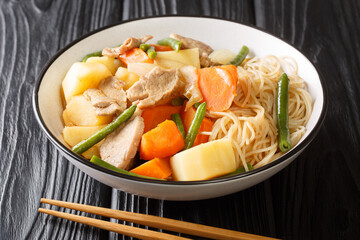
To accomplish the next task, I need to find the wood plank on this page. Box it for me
[254,0,360,239]
[0,0,119,239]
[121,0,178,20]
[1,0,359,239]
[175,0,255,23]
[110,183,276,239]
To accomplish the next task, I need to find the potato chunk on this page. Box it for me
[127,63,157,77]
[155,48,200,69]
[62,62,112,103]
[208,49,236,65]
[170,138,236,181]
[115,67,140,90]
[86,56,122,75]
[63,125,106,159]
[63,95,113,126]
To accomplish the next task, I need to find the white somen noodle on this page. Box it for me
[204,55,313,170]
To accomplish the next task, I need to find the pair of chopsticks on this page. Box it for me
[39,198,279,240]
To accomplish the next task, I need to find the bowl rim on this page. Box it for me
[32,15,328,186]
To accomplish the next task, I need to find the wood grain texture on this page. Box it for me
[0,0,359,239]
[0,0,117,239]
[110,185,276,240]
[255,0,360,239]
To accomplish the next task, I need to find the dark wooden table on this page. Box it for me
[1,0,359,239]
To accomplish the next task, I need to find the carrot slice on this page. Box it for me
[118,48,154,66]
[195,118,214,146]
[150,44,174,52]
[141,105,182,133]
[140,120,185,160]
[218,65,238,82]
[197,65,237,112]
[180,102,214,146]
[130,158,172,179]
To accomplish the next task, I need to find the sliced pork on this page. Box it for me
[102,35,153,58]
[170,33,213,55]
[83,77,127,116]
[100,115,144,170]
[98,77,127,106]
[126,67,184,108]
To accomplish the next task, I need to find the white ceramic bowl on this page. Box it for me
[33,16,327,201]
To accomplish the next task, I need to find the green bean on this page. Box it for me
[276,73,292,152]
[184,102,207,150]
[171,113,186,139]
[90,155,162,180]
[157,37,181,52]
[228,45,249,66]
[224,163,254,177]
[193,102,201,108]
[72,105,137,154]
[139,43,151,52]
[146,46,157,59]
[171,96,186,106]
[81,50,102,62]
[81,43,122,62]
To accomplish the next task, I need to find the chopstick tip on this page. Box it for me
[38,207,46,213]
[40,198,52,204]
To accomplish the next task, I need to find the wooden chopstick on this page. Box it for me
[39,198,279,240]
[38,208,188,240]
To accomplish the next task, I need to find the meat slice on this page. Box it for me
[102,35,153,58]
[98,77,126,107]
[126,67,184,108]
[83,89,115,108]
[83,77,127,116]
[100,115,144,170]
[170,33,213,55]
[170,33,218,67]
[83,89,120,116]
